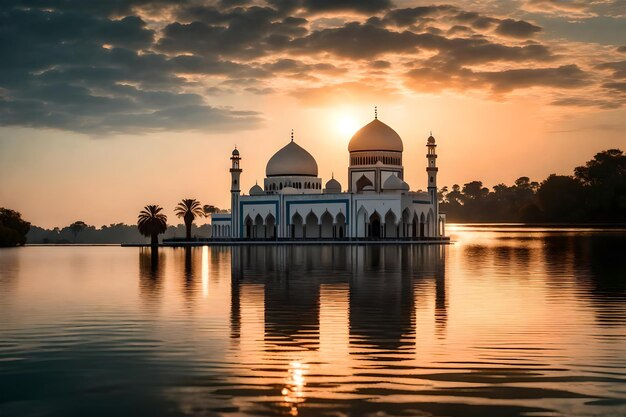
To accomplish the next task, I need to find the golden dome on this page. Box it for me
[348,119,403,153]
[266,140,318,177]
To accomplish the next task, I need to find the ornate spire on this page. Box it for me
[290,128,294,142]
[374,106,378,120]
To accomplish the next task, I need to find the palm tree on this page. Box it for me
[137,205,168,247]
[175,199,204,241]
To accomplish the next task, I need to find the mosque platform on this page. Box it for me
[121,237,451,247]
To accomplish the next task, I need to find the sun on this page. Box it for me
[336,115,359,137]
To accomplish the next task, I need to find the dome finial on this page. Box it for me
[290,128,294,142]
[374,106,378,120]
[332,171,334,179]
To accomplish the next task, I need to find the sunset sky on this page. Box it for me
[1,0,625,228]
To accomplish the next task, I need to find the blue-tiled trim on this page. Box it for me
[286,199,350,225]
[239,200,280,236]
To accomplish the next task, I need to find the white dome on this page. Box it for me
[249,184,264,195]
[266,141,318,177]
[349,119,403,153]
[324,177,342,193]
[383,175,410,191]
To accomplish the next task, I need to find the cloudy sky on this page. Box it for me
[1,0,625,227]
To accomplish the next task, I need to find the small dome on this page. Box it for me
[249,183,264,196]
[383,175,410,191]
[349,119,403,153]
[266,141,318,177]
[325,177,342,193]
[427,134,436,144]
[232,148,239,156]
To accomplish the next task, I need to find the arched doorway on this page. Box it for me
[419,213,426,238]
[401,208,411,238]
[254,214,264,239]
[265,213,276,239]
[370,212,381,239]
[384,210,397,238]
[291,212,303,239]
[305,211,319,239]
[320,211,333,239]
[244,215,253,239]
[336,212,346,239]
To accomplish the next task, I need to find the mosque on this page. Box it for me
[210,113,446,240]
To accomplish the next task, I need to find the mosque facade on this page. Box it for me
[210,115,446,240]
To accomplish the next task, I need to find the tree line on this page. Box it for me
[440,149,626,223]
[20,201,222,246]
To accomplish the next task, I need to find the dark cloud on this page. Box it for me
[12,0,190,17]
[158,7,308,58]
[370,60,391,69]
[289,22,423,59]
[404,64,590,93]
[289,21,553,64]
[495,19,542,38]
[267,0,391,14]
[303,0,392,13]
[597,60,626,79]
[618,46,626,53]
[480,65,590,92]
[384,5,457,26]
[0,4,262,134]
[0,0,620,134]
[263,59,345,75]
[602,81,626,92]
[551,97,623,109]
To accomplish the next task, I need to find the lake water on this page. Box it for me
[1,226,625,417]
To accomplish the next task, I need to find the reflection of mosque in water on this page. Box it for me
[230,245,447,351]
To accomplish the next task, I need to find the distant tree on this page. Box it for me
[137,205,168,247]
[203,204,220,215]
[0,208,31,247]
[69,220,88,243]
[447,184,463,205]
[574,149,626,221]
[537,175,585,222]
[462,181,489,200]
[175,199,204,241]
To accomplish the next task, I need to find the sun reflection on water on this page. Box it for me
[201,246,209,298]
[281,361,308,416]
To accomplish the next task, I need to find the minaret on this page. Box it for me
[230,147,242,239]
[426,132,438,236]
